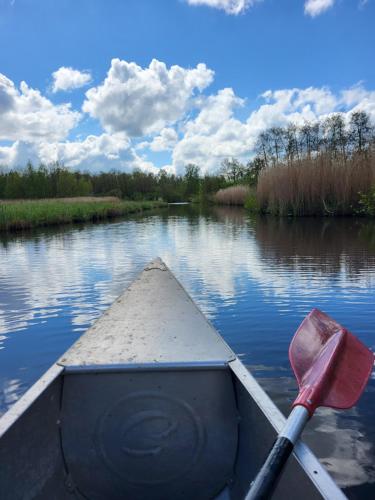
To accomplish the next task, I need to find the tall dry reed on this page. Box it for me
[257,152,375,215]
[214,185,250,205]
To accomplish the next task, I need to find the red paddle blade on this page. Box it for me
[289,309,374,416]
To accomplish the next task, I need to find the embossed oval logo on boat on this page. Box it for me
[96,391,205,485]
[121,410,177,457]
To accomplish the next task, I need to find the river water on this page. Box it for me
[0,204,374,498]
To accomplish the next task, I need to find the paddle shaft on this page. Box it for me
[245,405,310,500]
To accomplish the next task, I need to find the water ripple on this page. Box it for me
[0,207,375,497]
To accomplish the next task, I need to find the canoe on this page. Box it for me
[0,258,346,500]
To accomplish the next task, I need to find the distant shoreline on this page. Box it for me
[0,198,167,232]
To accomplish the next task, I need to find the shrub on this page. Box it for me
[244,192,259,212]
[358,188,375,216]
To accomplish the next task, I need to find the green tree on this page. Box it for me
[184,164,200,199]
[246,157,266,185]
[77,177,93,196]
[56,169,79,197]
[4,171,24,198]
[220,158,245,183]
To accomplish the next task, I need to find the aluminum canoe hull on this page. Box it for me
[0,259,346,499]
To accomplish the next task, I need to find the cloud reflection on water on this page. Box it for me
[1,209,375,338]
[0,207,375,493]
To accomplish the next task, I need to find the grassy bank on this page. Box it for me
[0,197,167,231]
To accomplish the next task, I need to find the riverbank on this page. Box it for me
[0,198,167,231]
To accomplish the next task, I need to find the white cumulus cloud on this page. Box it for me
[149,128,179,152]
[248,86,338,132]
[185,0,260,15]
[170,84,375,174]
[40,133,132,169]
[0,133,157,173]
[0,141,40,168]
[1,63,375,178]
[52,66,92,93]
[304,0,335,17]
[82,58,214,137]
[0,73,81,143]
[172,88,253,173]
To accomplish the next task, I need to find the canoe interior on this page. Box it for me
[0,367,327,500]
[0,259,344,500]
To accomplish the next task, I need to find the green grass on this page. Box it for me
[0,198,167,231]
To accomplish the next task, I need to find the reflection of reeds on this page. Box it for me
[214,185,250,205]
[253,216,375,277]
[0,199,166,231]
[212,206,250,225]
[257,153,375,215]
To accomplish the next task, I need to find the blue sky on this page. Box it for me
[0,0,374,173]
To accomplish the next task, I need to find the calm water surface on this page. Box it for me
[1,205,374,498]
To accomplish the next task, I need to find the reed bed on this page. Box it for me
[0,198,166,231]
[214,185,250,206]
[257,153,375,216]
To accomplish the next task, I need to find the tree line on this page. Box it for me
[255,111,375,216]
[0,111,374,203]
[254,111,374,168]
[0,163,229,202]
[215,111,375,186]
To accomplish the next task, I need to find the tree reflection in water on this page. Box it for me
[0,206,374,497]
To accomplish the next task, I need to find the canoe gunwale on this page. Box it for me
[60,360,232,373]
[229,358,347,500]
[0,364,63,439]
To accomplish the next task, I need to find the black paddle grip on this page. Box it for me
[245,436,294,500]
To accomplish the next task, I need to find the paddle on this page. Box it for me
[246,308,374,500]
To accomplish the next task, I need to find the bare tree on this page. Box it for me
[286,123,300,163]
[349,111,373,154]
[255,130,271,167]
[323,114,348,161]
[268,127,285,165]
